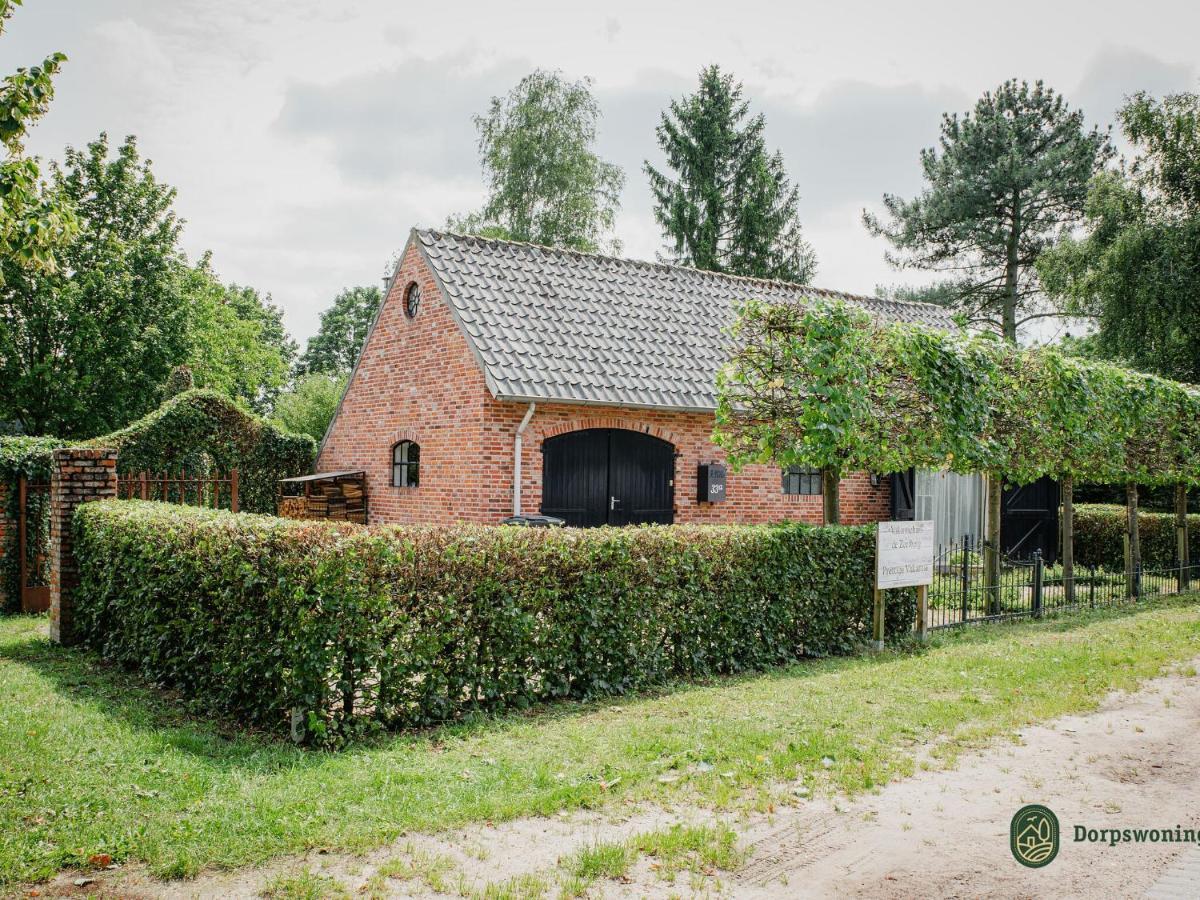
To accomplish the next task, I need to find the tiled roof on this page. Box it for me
[414,229,958,413]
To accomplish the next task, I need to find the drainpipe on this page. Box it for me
[513,403,536,516]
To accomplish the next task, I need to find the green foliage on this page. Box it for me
[160,364,195,399]
[714,299,878,478]
[0,0,74,277]
[865,79,1111,340]
[452,70,624,254]
[1038,92,1200,384]
[0,434,61,611]
[294,285,381,377]
[272,373,346,443]
[1073,504,1199,571]
[0,133,192,436]
[181,261,296,413]
[646,65,816,283]
[873,281,967,309]
[72,502,916,744]
[0,133,297,436]
[716,299,1200,491]
[1121,91,1200,212]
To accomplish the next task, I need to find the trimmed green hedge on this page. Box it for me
[73,502,916,744]
[1074,503,1199,571]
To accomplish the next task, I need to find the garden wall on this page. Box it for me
[73,501,916,744]
[1074,503,1199,571]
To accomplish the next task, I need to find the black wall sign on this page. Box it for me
[697,463,727,503]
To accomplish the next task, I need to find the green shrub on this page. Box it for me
[1074,503,1199,571]
[73,502,916,744]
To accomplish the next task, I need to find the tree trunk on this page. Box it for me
[985,473,1002,615]
[1177,484,1190,591]
[1126,483,1141,599]
[821,467,841,526]
[1002,196,1021,343]
[1062,474,1074,605]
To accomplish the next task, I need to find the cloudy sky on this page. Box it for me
[3,0,1197,345]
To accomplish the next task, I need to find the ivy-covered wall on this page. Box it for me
[97,390,316,514]
[0,391,315,611]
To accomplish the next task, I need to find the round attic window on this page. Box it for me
[404,282,421,319]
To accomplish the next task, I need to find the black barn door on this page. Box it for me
[1002,476,1060,562]
[541,428,675,527]
[890,469,916,521]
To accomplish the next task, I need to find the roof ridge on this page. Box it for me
[416,227,951,316]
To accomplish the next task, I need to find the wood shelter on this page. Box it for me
[278,470,367,524]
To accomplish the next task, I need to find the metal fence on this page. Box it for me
[117,469,239,512]
[927,534,1199,631]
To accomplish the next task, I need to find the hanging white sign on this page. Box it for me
[876,520,936,589]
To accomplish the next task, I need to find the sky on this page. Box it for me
[3,0,1198,346]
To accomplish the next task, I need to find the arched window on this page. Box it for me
[392,440,420,487]
[404,282,421,318]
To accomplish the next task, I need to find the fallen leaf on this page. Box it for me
[87,854,112,868]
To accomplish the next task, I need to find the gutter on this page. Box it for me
[513,402,536,516]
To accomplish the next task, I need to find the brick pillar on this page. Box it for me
[49,448,117,645]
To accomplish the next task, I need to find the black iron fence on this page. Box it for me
[927,534,1199,631]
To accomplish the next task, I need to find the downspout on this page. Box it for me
[513,403,536,516]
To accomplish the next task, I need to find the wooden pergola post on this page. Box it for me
[1177,484,1190,592]
[1061,474,1075,604]
[1126,483,1141,599]
[821,467,841,526]
[985,473,1002,615]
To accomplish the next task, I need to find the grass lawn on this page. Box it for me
[2,596,1199,886]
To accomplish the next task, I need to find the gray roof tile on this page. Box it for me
[415,229,958,412]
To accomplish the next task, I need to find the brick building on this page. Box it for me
[318,230,958,528]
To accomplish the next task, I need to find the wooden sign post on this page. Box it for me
[876,520,936,647]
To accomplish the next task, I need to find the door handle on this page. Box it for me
[610,496,618,511]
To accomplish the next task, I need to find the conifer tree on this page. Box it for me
[646,65,816,283]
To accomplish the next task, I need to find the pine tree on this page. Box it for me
[865,80,1111,342]
[645,65,816,283]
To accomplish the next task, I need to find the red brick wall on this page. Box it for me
[319,241,891,527]
[319,243,498,524]
[483,402,889,526]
